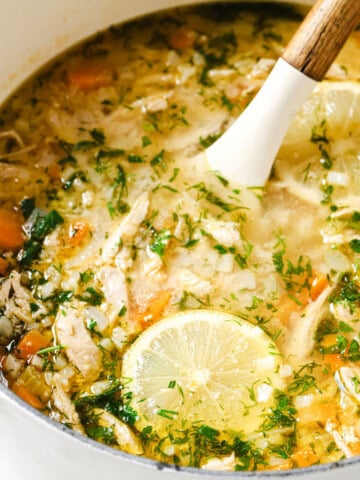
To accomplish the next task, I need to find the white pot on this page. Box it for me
[0,1,358,479]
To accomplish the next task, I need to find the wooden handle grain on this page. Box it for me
[283,0,360,81]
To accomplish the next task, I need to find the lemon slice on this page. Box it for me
[122,309,283,436]
[275,81,360,207]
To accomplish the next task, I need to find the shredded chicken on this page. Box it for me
[0,271,32,324]
[101,191,150,262]
[55,303,101,382]
[283,283,336,365]
[52,374,84,433]
[93,408,143,454]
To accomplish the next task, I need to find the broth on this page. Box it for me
[1,2,360,471]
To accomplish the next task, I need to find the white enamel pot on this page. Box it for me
[0,1,359,479]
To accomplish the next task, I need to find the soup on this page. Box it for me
[1,2,360,472]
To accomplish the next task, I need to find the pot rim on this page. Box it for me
[1,0,359,476]
[1,382,359,476]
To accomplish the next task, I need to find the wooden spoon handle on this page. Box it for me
[283,0,360,81]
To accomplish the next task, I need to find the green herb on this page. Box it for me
[51,290,74,304]
[221,94,236,112]
[348,339,360,362]
[37,345,64,356]
[320,334,348,355]
[107,201,116,219]
[214,244,228,255]
[127,154,146,163]
[78,287,104,306]
[142,136,152,147]
[80,270,94,284]
[269,432,296,459]
[149,229,172,257]
[287,363,320,394]
[157,408,178,420]
[18,209,64,266]
[168,380,176,389]
[272,234,312,291]
[150,150,166,173]
[330,273,360,314]
[74,381,138,426]
[311,120,329,145]
[181,214,199,249]
[30,302,40,313]
[321,183,334,204]
[86,425,115,445]
[350,239,360,253]
[118,305,127,317]
[319,146,333,170]
[20,197,35,219]
[190,182,240,212]
[63,170,88,191]
[260,390,296,432]
[349,211,360,230]
[199,133,221,149]
[169,167,180,183]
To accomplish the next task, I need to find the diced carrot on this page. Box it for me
[324,353,346,373]
[16,330,49,360]
[310,273,329,301]
[168,27,197,50]
[321,333,339,349]
[68,221,90,247]
[135,291,171,330]
[12,383,43,409]
[349,441,360,455]
[0,208,24,251]
[47,163,61,181]
[297,401,337,425]
[291,448,318,468]
[0,257,8,275]
[275,288,310,326]
[67,64,113,91]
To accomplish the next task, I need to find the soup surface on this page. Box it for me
[1,2,360,472]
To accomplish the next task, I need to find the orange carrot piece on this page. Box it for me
[310,273,329,301]
[0,258,8,275]
[17,330,49,360]
[324,353,346,373]
[47,163,61,181]
[168,27,197,50]
[0,208,24,251]
[321,333,339,349]
[12,383,43,409]
[68,221,90,247]
[297,401,337,425]
[349,441,360,455]
[291,448,318,468]
[135,291,171,330]
[276,289,310,326]
[67,64,113,91]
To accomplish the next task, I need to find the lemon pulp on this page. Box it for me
[122,309,283,435]
[275,81,360,207]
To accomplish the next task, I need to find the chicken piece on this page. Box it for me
[52,374,84,433]
[56,303,101,382]
[201,453,236,471]
[283,283,336,365]
[101,192,150,262]
[98,266,128,325]
[0,271,32,323]
[93,408,143,454]
[202,219,240,246]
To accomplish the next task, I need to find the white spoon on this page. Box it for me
[206,0,360,186]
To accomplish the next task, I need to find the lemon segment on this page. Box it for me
[122,309,284,436]
[275,81,360,206]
